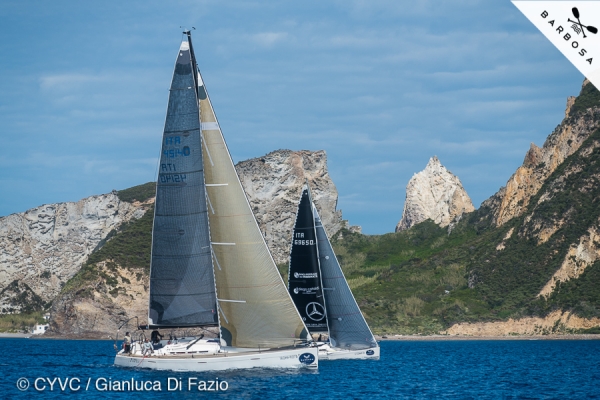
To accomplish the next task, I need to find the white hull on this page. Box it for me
[318,345,380,360]
[114,347,318,372]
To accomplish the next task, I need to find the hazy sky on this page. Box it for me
[0,0,584,234]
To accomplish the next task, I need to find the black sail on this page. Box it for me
[287,186,328,332]
[148,37,218,327]
[313,204,378,350]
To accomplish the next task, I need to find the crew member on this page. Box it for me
[123,332,132,354]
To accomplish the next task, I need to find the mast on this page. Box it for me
[147,32,218,328]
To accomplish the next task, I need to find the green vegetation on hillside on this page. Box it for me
[117,182,155,203]
[331,220,497,334]
[0,312,46,333]
[544,260,600,319]
[0,280,47,314]
[568,81,600,117]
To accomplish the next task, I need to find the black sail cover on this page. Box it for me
[287,187,328,332]
[313,204,378,350]
[148,37,218,327]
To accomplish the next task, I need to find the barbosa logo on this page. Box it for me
[540,9,593,64]
[513,1,600,90]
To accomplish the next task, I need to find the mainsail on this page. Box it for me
[288,186,328,332]
[148,37,217,327]
[313,205,378,350]
[194,38,309,349]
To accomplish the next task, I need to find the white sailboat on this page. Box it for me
[114,31,317,372]
[288,185,379,360]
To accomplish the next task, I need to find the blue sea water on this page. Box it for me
[1,338,599,399]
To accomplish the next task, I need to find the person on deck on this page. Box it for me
[143,338,153,356]
[151,329,163,344]
[123,332,132,354]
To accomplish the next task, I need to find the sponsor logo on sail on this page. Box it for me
[298,353,316,365]
[306,302,326,321]
[293,286,320,295]
[293,272,318,279]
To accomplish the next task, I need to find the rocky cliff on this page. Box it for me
[484,79,600,227]
[465,80,600,323]
[396,156,474,232]
[0,193,149,313]
[445,310,600,336]
[236,149,348,264]
[49,262,149,338]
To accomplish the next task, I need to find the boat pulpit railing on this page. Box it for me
[135,331,147,345]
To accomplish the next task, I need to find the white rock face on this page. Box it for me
[0,192,146,309]
[236,149,348,264]
[396,156,474,231]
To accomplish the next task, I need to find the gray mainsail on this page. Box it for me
[313,204,378,350]
[148,38,217,327]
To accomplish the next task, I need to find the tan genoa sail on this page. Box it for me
[198,63,308,350]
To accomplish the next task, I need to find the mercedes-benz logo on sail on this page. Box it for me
[305,302,325,321]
